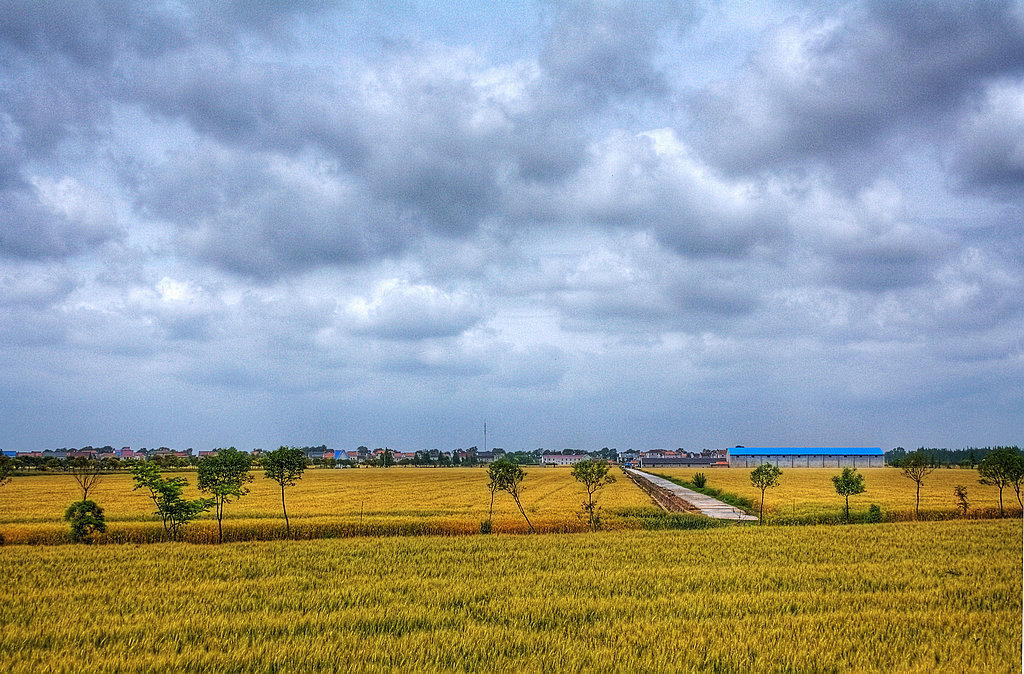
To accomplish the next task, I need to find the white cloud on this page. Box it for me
[345,279,484,340]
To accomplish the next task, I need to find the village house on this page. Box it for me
[541,454,589,466]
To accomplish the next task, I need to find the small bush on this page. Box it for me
[866,504,882,523]
[480,519,493,534]
[953,485,969,516]
[64,500,107,543]
[691,472,708,489]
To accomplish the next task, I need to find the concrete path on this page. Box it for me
[625,468,758,522]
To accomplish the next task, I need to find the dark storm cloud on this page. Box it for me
[555,286,673,332]
[539,1,689,104]
[950,82,1024,198]
[824,234,950,292]
[510,1,697,182]
[120,41,514,272]
[135,137,412,277]
[0,57,109,157]
[0,52,121,260]
[691,0,1024,175]
[0,0,321,65]
[0,183,122,260]
[669,274,760,317]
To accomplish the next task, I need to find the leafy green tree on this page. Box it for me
[978,446,1024,516]
[1010,454,1024,511]
[64,500,107,543]
[900,450,935,519]
[0,453,12,489]
[886,447,907,466]
[1,454,13,543]
[485,461,502,527]
[571,460,616,530]
[130,462,211,540]
[263,446,307,537]
[379,448,395,468]
[750,463,782,523]
[69,457,103,501]
[488,457,535,533]
[831,467,866,521]
[198,447,254,543]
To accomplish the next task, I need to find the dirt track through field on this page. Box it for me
[624,468,758,521]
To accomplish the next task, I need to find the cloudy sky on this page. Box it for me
[1,1,1022,454]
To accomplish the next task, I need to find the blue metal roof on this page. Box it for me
[728,447,883,456]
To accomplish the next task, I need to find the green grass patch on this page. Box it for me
[611,506,728,530]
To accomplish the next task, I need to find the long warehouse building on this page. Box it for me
[727,447,885,468]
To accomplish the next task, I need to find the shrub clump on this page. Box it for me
[64,500,107,543]
[953,485,970,516]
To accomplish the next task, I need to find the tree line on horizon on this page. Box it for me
[885,446,1020,468]
[4,443,1019,477]
[0,445,625,471]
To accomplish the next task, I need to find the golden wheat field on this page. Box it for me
[651,467,1021,520]
[0,519,1019,673]
[0,467,654,543]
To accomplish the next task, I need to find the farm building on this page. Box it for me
[727,447,884,468]
[638,456,727,468]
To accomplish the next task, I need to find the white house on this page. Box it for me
[542,454,590,466]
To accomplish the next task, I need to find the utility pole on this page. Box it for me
[484,421,487,454]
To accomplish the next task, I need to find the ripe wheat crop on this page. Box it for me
[0,467,653,543]
[0,520,1019,672]
[651,467,1019,522]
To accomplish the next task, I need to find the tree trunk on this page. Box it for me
[587,490,595,530]
[217,499,223,544]
[915,481,921,519]
[844,494,850,521]
[759,489,766,523]
[281,483,290,537]
[512,494,535,533]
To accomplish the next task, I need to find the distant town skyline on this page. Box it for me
[1,2,1021,454]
